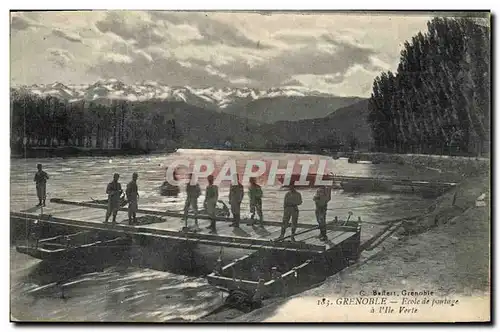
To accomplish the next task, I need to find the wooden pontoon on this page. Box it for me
[337,175,456,197]
[11,197,362,301]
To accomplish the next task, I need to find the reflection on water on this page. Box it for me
[10,247,224,322]
[10,150,438,321]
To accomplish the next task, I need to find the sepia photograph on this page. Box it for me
[9,9,491,323]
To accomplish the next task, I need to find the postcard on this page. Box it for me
[10,10,491,323]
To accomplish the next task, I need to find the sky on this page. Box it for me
[10,11,433,97]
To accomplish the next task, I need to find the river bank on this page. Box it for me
[10,146,176,159]
[224,175,490,322]
[355,152,489,178]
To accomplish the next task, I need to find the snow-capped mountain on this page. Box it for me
[11,79,333,111]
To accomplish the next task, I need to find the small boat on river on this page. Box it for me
[160,181,181,196]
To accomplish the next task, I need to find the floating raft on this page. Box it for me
[11,197,362,301]
[11,198,361,255]
[336,175,456,196]
[48,198,356,231]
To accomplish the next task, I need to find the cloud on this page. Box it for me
[95,12,167,48]
[88,51,232,87]
[328,65,381,96]
[10,11,434,96]
[162,23,203,43]
[48,48,74,68]
[102,53,134,64]
[281,78,304,86]
[229,77,254,86]
[213,38,377,89]
[10,14,35,31]
[191,15,270,49]
[273,30,328,44]
[152,12,270,49]
[133,49,153,62]
[52,29,82,43]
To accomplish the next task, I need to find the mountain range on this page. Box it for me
[11,79,372,148]
[12,79,365,123]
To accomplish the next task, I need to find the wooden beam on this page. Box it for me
[207,275,259,286]
[38,230,91,243]
[363,222,405,251]
[48,198,358,232]
[359,221,403,252]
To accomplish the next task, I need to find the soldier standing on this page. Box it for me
[278,182,302,241]
[105,173,122,224]
[313,186,332,241]
[126,172,140,225]
[204,175,219,232]
[229,174,244,227]
[248,177,264,226]
[34,163,49,207]
[183,173,201,228]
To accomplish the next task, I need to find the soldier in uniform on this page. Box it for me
[34,163,49,207]
[126,172,139,225]
[278,182,302,241]
[204,175,219,232]
[248,177,264,226]
[229,174,244,227]
[183,173,201,228]
[105,173,122,224]
[313,185,332,241]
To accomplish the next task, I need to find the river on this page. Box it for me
[10,149,437,322]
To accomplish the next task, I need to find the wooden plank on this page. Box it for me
[217,224,282,241]
[207,275,259,285]
[38,230,91,243]
[221,254,253,271]
[329,231,357,246]
[299,231,327,246]
[293,219,347,244]
[359,222,399,252]
[280,260,313,279]
[363,222,404,251]
[48,198,358,232]
[11,212,326,252]
[303,230,346,246]
[294,230,320,243]
[324,231,358,250]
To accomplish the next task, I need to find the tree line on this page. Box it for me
[10,92,179,153]
[368,17,490,156]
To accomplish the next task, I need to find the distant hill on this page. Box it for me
[11,80,364,124]
[223,96,365,123]
[11,81,371,150]
[112,100,282,148]
[269,99,372,146]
